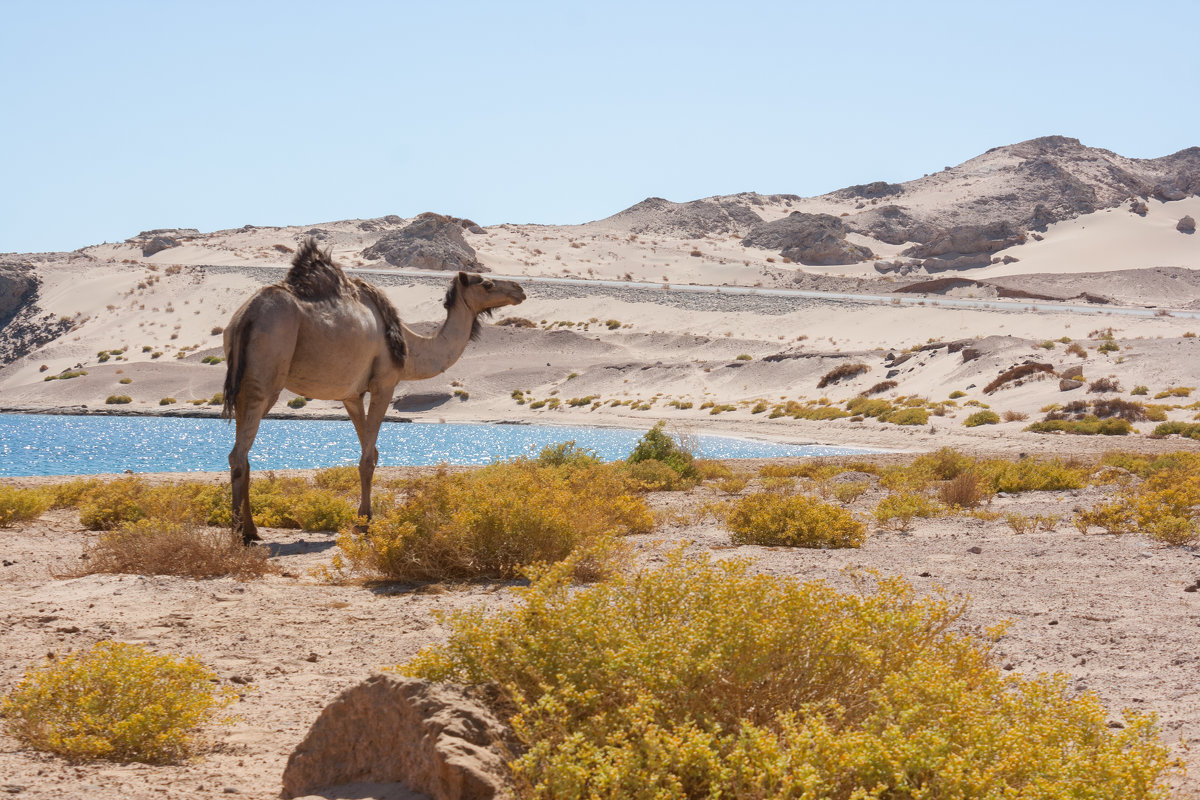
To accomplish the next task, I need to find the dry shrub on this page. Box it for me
[983,362,1054,394]
[2,641,235,764]
[496,316,537,328]
[1088,377,1123,393]
[1091,398,1147,421]
[1001,409,1029,422]
[623,459,695,491]
[402,551,1169,800]
[0,486,51,526]
[1026,417,1133,436]
[1066,342,1088,358]
[69,518,275,579]
[862,379,897,396]
[817,362,869,388]
[332,461,651,582]
[724,492,866,548]
[938,471,990,508]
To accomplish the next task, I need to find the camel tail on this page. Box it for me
[221,314,250,421]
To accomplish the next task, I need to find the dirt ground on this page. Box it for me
[2,457,1200,799]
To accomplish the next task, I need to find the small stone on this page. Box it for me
[1107,720,1125,729]
[918,571,932,578]
[230,675,253,685]
[304,653,319,662]
[1185,584,1198,593]
[967,546,983,554]
[1178,215,1196,234]
[1048,620,1059,626]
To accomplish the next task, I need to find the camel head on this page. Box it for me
[446,272,526,315]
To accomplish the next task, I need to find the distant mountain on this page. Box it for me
[600,136,1200,268]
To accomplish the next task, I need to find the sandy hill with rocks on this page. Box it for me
[1,135,1199,455]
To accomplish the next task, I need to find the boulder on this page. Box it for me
[281,673,512,800]
[363,213,487,272]
[1059,378,1085,391]
[742,212,874,266]
[1060,364,1085,380]
[1129,198,1148,216]
[142,236,179,257]
[901,221,1026,271]
[1178,215,1196,234]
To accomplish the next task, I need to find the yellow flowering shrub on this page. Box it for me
[1076,463,1200,544]
[873,492,942,531]
[313,465,362,493]
[0,485,51,526]
[724,492,866,548]
[333,460,652,581]
[2,641,235,763]
[402,552,1170,799]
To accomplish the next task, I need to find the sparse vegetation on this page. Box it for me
[983,362,1054,394]
[105,395,132,404]
[287,397,307,409]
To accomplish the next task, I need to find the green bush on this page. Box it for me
[626,421,696,478]
[1025,417,1133,436]
[724,492,866,548]
[2,641,234,763]
[964,410,1001,427]
[402,551,1169,800]
[287,396,307,409]
[887,406,928,425]
[105,395,132,404]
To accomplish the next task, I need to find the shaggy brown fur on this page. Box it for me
[286,239,353,301]
[352,278,407,367]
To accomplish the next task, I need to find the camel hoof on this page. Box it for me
[241,529,262,545]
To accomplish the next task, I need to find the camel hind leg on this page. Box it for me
[229,392,280,544]
[344,388,393,522]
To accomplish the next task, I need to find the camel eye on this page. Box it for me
[482,280,495,290]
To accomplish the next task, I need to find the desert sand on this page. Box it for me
[2,134,1200,797]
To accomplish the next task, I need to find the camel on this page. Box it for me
[221,238,525,544]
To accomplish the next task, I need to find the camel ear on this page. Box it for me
[457,271,469,286]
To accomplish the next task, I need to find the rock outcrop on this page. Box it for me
[282,673,512,800]
[597,197,763,238]
[901,221,1026,271]
[829,181,904,201]
[363,213,487,272]
[742,212,873,265]
[0,262,37,325]
[142,236,180,257]
[845,205,943,245]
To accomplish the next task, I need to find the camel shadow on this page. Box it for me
[391,392,452,412]
[267,538,338,558]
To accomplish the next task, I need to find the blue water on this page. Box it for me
[0,414,877,477]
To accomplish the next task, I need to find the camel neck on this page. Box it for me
[402,300,476,381]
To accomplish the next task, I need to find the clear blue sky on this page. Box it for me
[2,0,1196,254]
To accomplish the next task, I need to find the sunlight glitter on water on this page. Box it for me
[0,414,878,477]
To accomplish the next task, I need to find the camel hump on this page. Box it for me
[286,238,352,300]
